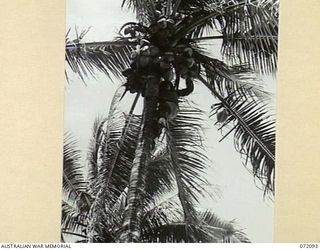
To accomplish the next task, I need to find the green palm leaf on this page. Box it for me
[145,151,175,197]
[217,0,279,73]
[85,88,140,199]
[210,89,275,195]
[198,210,251,243]
[165,101,210,233]
[174,0,279,73]
[66,32,133,80]
[61,201,87,236]
[195,50,271,101]
[141,208,250,242]
[63,134,87,200]
[196,52,275,195]
[87,116,106,194]
[87,88,142,241]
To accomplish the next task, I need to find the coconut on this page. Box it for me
[139,39,150,46]
[160,61,171,70]
[217,108,229,123]
[163,69,174,82]
[128,38,137,43]
[123,27,131,35]
[141,50,151,56]
[167,18,175,24]
[183,47,193,57]
[139,55,152,68]
[186,63,200,77]
[185,58,195,68]
[176,45,186,51]
[149,46,160,56]
[157,18,168,29]
[155,10,162,18]
[166,56,175,62]
[130,51,138,60]
[158,117,167,127]
[141,46,151,56]
[188,69,198,78]
[176,65,189,75]
[153,56,163,64]
[158,22,167,29]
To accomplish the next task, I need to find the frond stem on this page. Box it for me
[193,35,278,41]
[66,40,135,50]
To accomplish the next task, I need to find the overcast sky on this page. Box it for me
[65,0,275,242]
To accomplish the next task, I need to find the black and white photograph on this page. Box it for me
[62,0,278,243]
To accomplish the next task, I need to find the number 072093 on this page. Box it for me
[300,244,319,248]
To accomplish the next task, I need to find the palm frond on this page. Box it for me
[172,0,219,39]
[203,76,275,195]
[216,0,279,73]
[87,88,140,198]
[174,0,278,73]
[87,116,106,192]
[198,210,251,243]
[141,199,179,242]
[142,223,194,242]
[145,151,175,197]
[141,209,250,243]
[141,206,251,243]
[86,88,143,241]
[94,159,177,242]
[99,113,142,202]
[165,101,210,230]
[140,196,188,242]
[66,32,133,81]
[106,148,177,231]
[143,197,183,222]
[63,134,87,200]
[195,51,271,101]
[61,201,87,235]
[121,0,157,23]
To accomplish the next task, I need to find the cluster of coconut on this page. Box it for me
[122,14,199,95]
[121,14,200,128]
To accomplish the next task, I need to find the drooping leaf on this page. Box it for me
[141,209,250,243]
[87,88,142,242]
[66,33,133,81]
[211,92,275,195]
[217,0,279,73]
[87,116,106,194]
[145,148,176,198]
[196,51,271,101]
[198,210,251,243]
[165,101,210,235]
[175,0,279,73]
[61,201,87,236]
[63,134,87,200]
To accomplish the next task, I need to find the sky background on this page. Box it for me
[65,0,275,242]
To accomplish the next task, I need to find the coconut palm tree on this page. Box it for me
[61,94,250,243]
[65,0,278,243]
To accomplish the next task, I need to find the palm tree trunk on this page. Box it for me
[118,85,159,242]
